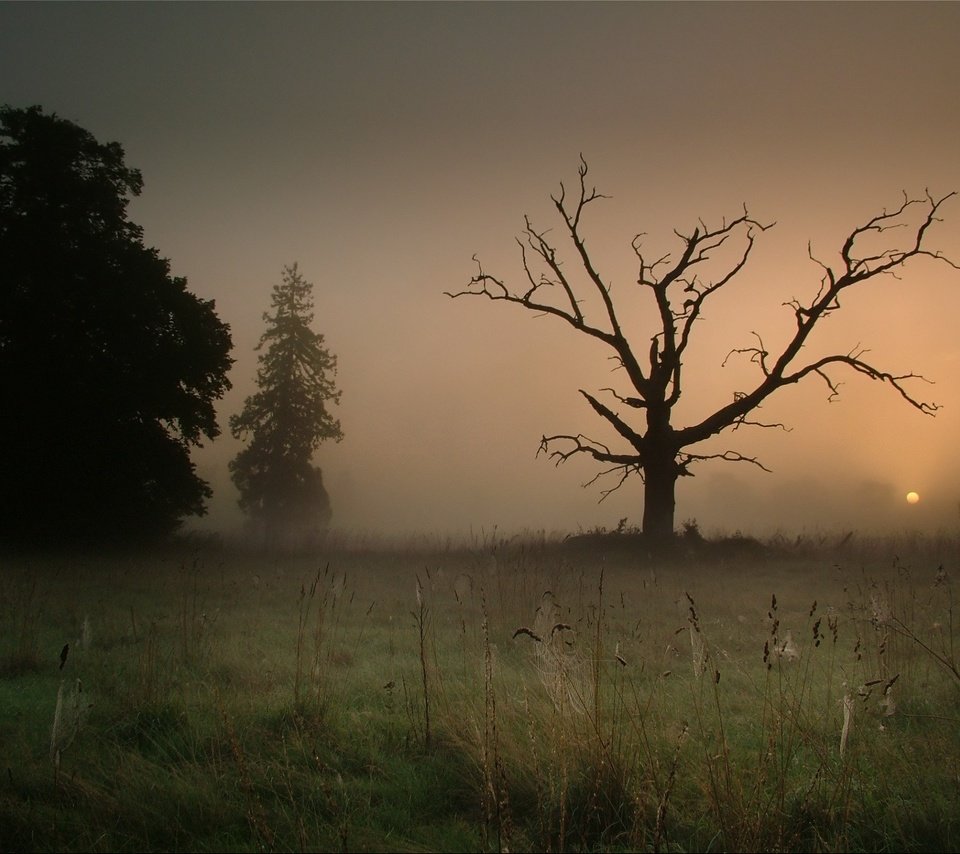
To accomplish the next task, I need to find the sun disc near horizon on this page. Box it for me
[906,491,920,504]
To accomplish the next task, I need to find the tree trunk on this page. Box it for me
[641,451,677,543]
[642,404,678,543]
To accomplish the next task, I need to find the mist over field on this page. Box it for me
[3,2,960,543]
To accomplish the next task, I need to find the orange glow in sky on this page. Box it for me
[2,2,959,539]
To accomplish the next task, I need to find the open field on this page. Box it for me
[2,529,959,852]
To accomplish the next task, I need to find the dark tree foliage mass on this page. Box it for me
[230,263,343,548]
[0,105,233,546]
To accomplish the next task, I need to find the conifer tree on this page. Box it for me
[230,263,343,546]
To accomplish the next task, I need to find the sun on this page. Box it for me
[906,491,920,505]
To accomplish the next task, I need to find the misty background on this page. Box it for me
[3,2,960,540]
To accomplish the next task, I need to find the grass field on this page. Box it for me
[2,528,958,852]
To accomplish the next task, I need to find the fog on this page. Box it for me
[4,2,960,540]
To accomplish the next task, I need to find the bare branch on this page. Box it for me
[599,386,647,409]
[521,217,583,324]
[579,390,645,450]
[632,210,774,407]
[722,332,771,377]
[682,190,956,446]
[837,191,959,283]
[550,160,646,388]
[678,449,773,475]
[585,463,643,501]
[447,166,652,394]
[538,431,639,467]
[553,154,611,232]
[730,412,791,433]
[538,431,644,501]
[444,254,617,349]
[784,352,939,415]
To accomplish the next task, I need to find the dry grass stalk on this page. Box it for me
[689,625,708,678]
[653,722,689,853]
[413,573,432,750]
[137,621,163,705]
[50,681,64,767]
[296,562,349,710]
[480,586,512,853]
[591,568,605,726]
[521,690,552,852]
[218,698,275,851]
[686,592,709,677]
[295,564,325,708]
[839,690,854,758]
[50,677,91,785]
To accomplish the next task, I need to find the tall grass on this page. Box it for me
[1,532,958,852]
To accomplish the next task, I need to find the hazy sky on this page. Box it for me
[4,1,960,540]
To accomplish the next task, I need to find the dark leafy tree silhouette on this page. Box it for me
[0,105,233,546]
[448,158,958,542]
[230,263,343,548]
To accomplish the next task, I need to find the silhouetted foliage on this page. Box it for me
[0,105,233,546]
[230,263,343,547]
[449,158,958,543]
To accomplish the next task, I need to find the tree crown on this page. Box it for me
[229,264,343,540]
[0,104,234,545]
[448,159,957,536]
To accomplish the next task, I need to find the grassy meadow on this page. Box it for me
[2,527,959,853]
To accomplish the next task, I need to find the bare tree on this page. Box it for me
[447,158,957,542]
